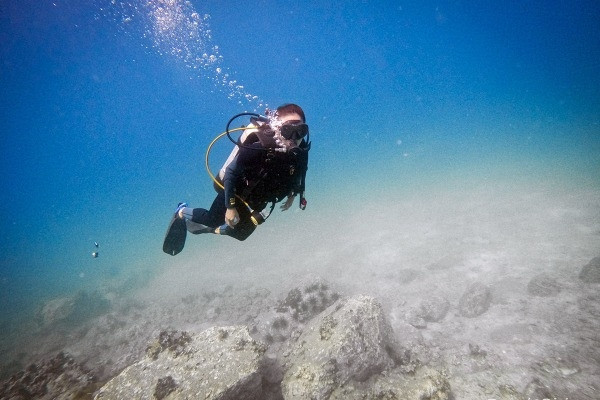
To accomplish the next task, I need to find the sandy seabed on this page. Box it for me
[2,178,600,399]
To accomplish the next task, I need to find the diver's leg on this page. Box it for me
[180,192,226,234]
[175,206,208,234]
[179,206,194,220]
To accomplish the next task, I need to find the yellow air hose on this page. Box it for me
[204,126,263,226]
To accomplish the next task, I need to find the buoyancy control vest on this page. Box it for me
[237,128,309,210]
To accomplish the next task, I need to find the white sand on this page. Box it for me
[134,177,599,397]
[4,177,599,398]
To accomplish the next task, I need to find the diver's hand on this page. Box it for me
[225,208,239,227]
[280,195,296,211]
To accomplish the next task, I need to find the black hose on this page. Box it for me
[225,112,263,149]
[225,112,311,152]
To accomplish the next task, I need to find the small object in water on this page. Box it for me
[94,241,99,247]
[92,252,99,258]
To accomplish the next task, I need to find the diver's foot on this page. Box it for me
[175,202,188,219]
[214,224,231,235]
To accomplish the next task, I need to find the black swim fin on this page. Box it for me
[163,214,187,256]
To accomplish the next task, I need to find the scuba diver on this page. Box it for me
[163,103,310,255]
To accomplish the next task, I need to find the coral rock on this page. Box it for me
[458,283,492,318]
[527,273,562,297]
[0,352,96,400]
[281,295,412,399]
[579,256,600,283]
[94,326,266,400]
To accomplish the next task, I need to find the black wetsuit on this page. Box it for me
[189,139,308,241]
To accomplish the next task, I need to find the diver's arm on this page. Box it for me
[282,146,309,211]
[223,157,239,210]
[222,144,262,226]
[223,157,241,227]
[223,144,259,208]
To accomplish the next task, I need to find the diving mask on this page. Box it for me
[280,121,309,141]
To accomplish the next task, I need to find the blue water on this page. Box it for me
[1,0,599,335]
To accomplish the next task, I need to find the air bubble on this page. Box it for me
[96,0,265,110]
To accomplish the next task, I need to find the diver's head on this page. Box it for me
[267,104,308,149]
[275,103,305,123]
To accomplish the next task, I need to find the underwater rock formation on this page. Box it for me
[406,295,451,329]
[281,296,401,399]
[527,273,562,296]
[0,351,96,400]
[418,296,451,323]
[325,366,451,400]
[281,295,449,400]
[254,279,340,345]
[579,256,600,283]
[275,280,340,323]
[36,290,111,328]
[145,330,192,361]
[91,295,450,400]
[95,326,266,400]
[458,282,492,317]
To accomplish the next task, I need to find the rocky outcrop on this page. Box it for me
[458,283,492,317]
[527,273,562,296]
[281,296,401,399]
[0,351,96,400]
[417,296,450,322]
[36,290,110,328]
[94,326,267,400]
[92,295,451,400]
[326,367,451,400]
[253,279,341,346]
[407,296,451,328]
[579,256,600,283]
[281,295,450,400]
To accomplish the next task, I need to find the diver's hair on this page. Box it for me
[276,103,306,123]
